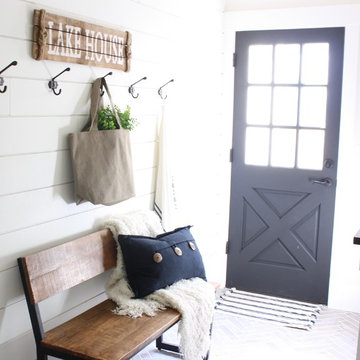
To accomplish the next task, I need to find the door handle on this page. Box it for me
[310,177,333,186]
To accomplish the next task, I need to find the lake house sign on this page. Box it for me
[33,9,132,71]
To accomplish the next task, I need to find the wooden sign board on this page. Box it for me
[33,9,131,71]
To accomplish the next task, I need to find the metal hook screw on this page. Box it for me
[158,79,174,100]
[100,71,112,96]
[128,76,147,99]
[0,78,6,94]
[48,67,70,96]
[0,60,18,94]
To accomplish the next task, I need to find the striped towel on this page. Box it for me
[216,288,322,330]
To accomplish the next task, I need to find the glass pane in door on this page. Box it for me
[248,45,273,84]
[271,128,297,168]
[245,127,270,166]
[273,86,298,126]
[246,86,272,125]
[299,87,327,128]
[297,129,325,170]
[274,44,300,84]
[301,43,329,85]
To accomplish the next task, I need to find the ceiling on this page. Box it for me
[224,0,360,11]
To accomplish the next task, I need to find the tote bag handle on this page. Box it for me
[89,77,122,131]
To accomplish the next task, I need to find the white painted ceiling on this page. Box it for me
[224,0,360,11]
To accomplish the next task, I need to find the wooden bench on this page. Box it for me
[18,229,183,360]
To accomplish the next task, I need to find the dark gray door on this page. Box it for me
[226,28,344,304]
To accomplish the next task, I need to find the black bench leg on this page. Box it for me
[156,318,213,359]
[203,349,210,360]
[203,318,214,360]
[156,334,180,353]
[156,335,211,359]
[157,335,211,359]
[37,349,48,360]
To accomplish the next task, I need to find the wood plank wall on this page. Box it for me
[0,0,225,358]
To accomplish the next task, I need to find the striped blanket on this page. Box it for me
[216,288,322,330]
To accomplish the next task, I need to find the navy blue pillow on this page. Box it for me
[118,226,207,298]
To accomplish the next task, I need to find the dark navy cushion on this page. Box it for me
[118,226,207,298]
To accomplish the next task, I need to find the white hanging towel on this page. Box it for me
[154,101,182,231]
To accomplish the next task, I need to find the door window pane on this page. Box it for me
[248,45,273,84]
[245,127,270,166]
[247,86,272,125]
[273,87,299,126]
[299,87,327,128]
[274,44,300,84]
[271,128,297,168]
[244,40,330,171]
[301,43,329,85]
[297,129,325,170]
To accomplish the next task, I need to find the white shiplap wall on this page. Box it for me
[0,0,224,358]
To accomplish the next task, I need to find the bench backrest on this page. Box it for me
[18,229,116,304]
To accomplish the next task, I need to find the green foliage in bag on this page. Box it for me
[98,105,137,131]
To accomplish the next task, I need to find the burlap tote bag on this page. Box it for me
[69,77,135,205]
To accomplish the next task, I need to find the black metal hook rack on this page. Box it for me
[0,61,18,94]
[128,76,147,99]
[158,79,174,100]
[48,67,71,96]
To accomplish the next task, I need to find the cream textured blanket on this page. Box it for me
[105,210,215,360]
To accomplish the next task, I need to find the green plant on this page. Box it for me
[97,105,137,131]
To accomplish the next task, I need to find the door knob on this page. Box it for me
[324,159,335,168]
[310,177,333,186]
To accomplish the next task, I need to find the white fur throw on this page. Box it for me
[105,210,215,360]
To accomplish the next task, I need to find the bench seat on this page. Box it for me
[42,299,180,360]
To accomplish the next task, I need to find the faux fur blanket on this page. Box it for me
[105,210,215,360]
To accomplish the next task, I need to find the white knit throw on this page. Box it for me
[105,210,215,360]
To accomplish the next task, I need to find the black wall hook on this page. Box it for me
[48,67,70,96]
[100,71,112,96]
[0,60,18,94]
[158,79,174,100]
[128,76,147,98]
